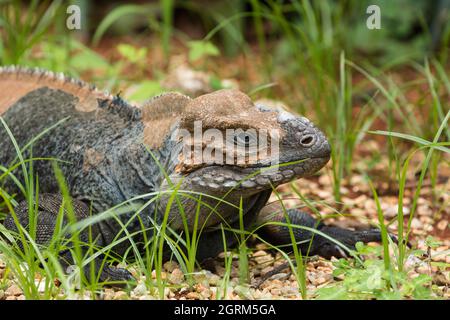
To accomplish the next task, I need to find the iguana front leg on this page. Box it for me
[3,194,134,284]
[258,204,398,259]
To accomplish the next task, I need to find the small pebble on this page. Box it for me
[436,220,448,231]
[270,273,289,281]
[5,284,22,296]
[207,273,221,286]
[410,218,422,229]
[164,261,179,273]
[113,291,129,300]
[169,268,185,285]
[186,292,201,300]
[133,283,148,296]
[234,285,253,300]
[151,270,167,280]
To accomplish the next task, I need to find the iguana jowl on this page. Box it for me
[0,66,391,283]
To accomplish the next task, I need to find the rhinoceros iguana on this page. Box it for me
[0,66,391,283]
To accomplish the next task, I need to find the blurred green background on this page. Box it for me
[1,0,448,73]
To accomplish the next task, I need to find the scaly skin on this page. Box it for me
[0,66,394,284]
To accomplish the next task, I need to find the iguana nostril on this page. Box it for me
[300,135,314,147]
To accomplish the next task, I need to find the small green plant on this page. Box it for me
[187,40,220,63]
[315,243,435,300]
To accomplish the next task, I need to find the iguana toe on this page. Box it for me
[99,265,135,286]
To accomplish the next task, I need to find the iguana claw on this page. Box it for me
[259,208,404,259]
[99,265,135,287]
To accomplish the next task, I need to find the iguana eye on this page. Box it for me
[234,131,257,148]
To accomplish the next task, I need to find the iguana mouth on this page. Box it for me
[162,155,329,231]
[185,155,330,193]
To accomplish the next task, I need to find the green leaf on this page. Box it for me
[117,44,147,64]
[209,75,224,90]
[316,286,349,300]
[369,130,450,154]
[126,81,162,102]
[425,235,442,249]
[71,49,109,72]
[187,40,220,62]
[366,265,382,290]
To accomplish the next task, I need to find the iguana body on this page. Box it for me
[0,66,389,283]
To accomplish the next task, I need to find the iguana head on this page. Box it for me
[143,89,330,196]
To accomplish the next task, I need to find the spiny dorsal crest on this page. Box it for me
[0,66,121,115]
